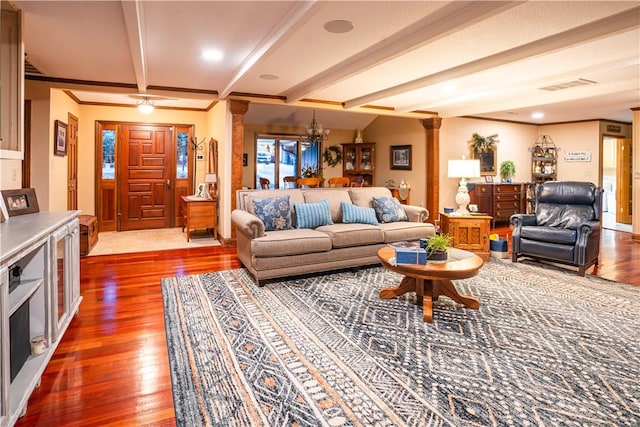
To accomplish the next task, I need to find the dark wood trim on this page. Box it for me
[22,100,31,188]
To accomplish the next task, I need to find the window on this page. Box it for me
[101,130,115,179]
[176,131,189,179]
[255,134,321,189]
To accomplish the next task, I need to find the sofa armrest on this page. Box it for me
[231,209,266,238]
[510,214,536,228]
[403,204,429,222]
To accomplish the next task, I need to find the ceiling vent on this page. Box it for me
[539,78,597,92]
[24,57,43,75]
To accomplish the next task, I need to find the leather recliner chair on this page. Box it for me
[511,181,603,276]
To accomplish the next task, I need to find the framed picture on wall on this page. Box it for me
[54,120,68,156]
[390,145,412,170]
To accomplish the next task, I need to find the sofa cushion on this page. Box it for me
[341,202,378,225]
[251,228,332,257]
[372,196,408,223]
[316,223,384,248]
[520,226,577,245]
[244,190,305,227]
[536,203,595,229]
[378,221,436,243]
[349,187,393,208]
[294,200,334,229]
[252,196,292,231]
[303,189,351,223]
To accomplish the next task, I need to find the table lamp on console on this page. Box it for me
[447,157,481,215]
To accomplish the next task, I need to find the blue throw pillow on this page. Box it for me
[294,200,334,229]
[341,202,378,225]
[372,196,408,223]
[252,196,292,231]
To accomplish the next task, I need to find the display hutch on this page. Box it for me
[530,135,558,184]
[1,211,81,426]
[342,143,375,186]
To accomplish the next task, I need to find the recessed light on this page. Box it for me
[441,83,457,93]
[202,49,223,62]
[260,74,279,80]
[324,20,354,34]
[531,112,544,119]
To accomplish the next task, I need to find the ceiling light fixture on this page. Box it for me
[301,110,330,146]
[531,112,544,119]
[137,98,154,114]
[202,49,224,62]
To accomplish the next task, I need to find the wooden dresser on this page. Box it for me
[469,183,527,225]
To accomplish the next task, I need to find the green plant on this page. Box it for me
[500,160,516,180]
[425,234,452,253]
[469,133,499,152]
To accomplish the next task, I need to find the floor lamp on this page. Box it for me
[447,158,481,215]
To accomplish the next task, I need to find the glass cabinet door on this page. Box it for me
[51,227,70,341]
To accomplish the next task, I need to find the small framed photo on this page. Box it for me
[54,120,68,156]
[485,175,494,183]
[390,145,412,170]
[1,188,40,217]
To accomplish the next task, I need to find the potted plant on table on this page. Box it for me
[425,234,452,261]
[499,160,516,183]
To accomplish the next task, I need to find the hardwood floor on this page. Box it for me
[14,229,638,426]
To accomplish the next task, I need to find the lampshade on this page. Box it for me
[205,173,217,183]
[447,159,481,179]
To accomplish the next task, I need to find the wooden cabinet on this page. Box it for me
[469,183,527,225]
[1,211,81,427]
[181,196,217,241]
[439,213,491,261]
[1,3,24,158]
[342,143,375,186]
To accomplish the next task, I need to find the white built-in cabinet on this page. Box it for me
[0,211,81,427]
[1,1,24,159]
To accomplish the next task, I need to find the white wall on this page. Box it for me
[439,117,538,212]
[363,116,427,206]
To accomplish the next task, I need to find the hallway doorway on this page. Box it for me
[602,135,632,233]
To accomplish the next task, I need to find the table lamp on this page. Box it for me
[205,173,217,198]
[447,158,481,215]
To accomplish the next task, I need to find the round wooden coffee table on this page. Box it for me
[377,246,483,323]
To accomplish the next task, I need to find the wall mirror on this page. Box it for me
[471,147,497,176]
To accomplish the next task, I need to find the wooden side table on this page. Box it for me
[181,196,217,242]
[439,212,492,261]
[390,187,410,204]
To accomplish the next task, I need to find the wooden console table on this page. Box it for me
[439,212,492,261]
[181,196,217,241]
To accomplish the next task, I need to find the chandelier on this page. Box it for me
[301,110,330,146]
[137,97,154,114]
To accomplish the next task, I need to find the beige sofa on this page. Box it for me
[231,187,436,285]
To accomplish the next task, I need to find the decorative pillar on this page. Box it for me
[422,117,442,225]
[229,100,249,237]
[631,107,640,240]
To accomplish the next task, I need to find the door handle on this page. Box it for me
[166,179,171,188]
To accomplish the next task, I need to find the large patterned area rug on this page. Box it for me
[161,260,639,426]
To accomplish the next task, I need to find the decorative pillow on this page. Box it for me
[294,200,334,229]
[252,196,292,231]
[372,196,408,223]
[341,202,378,226]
